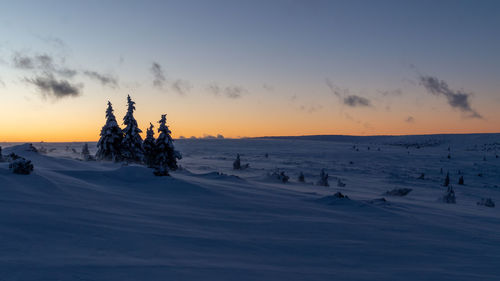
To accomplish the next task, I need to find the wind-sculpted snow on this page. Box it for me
[0,135,500,281]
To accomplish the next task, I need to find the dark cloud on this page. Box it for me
[150,62,166,89]
[83,70,118,88]
[419,75,482,118]
[12,53,77,78]
[343,95,372,107]
[25,74,81,99]
[208,83,246,99]
[171,79,192,95]
[405,116,415,123]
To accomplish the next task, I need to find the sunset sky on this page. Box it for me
[0,0,499,141]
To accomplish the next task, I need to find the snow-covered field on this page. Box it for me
[1,134,499,281]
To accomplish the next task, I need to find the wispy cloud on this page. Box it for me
[208,83,246,99]
[419,75,482,119]
[150,62,166,89]
[83,70,118,88]
[405,116,415,123]
[24,74,81,99]
[171,79,192,96]
[343,95,371,107]
[12,53,77,78]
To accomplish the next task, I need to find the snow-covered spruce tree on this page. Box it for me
[154,114,182,176]
[96,101,124,161]
[143,123,156,167]
[121,95,144,163]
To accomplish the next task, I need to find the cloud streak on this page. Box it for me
[419,75,482,118]
[12,53,77,78]
[208,83,246,99]
[171,79,192,95]
[83,70,118,88]
[150,62,166,89]
[25,74,81,99]
[343,95,371,107]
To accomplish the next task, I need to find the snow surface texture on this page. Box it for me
[0,134,499,281]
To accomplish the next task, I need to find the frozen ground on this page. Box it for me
[0,134,499,281]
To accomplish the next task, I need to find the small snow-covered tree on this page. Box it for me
[233,154,241,170]
[121,95,144,162]
[82,143,90,160]
[0,146,3,162]
[143,122,156,167]
[443,172,450,187]
[317,169,329,186]
[96,101,123,161]
[154,114,182,175]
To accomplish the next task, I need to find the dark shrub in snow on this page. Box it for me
[333,192,348,199]
[443,172,450,187]
[233,154,241,170]
[418,173,425,180]
[442,186,456,204]
[270,169,289,183]
[477,198,495,208]
[458,176,464,185]
[81,143,95,161]
[0,146,3,162]
[385,188,412,196]
[9,155,34,175]
[317,169,329,186]
[298,172,305,182]
[337,179,346,187]
[233,154,249,170]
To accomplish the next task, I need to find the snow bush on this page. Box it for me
[121,95,144,163]
[442,186,456,204]
[316,169,329,186]
[0,146,3,162]
[270,169,289,183]
[81,143,95,161]
[96,101,123,162]
[477,198,495,208]
[233,154,249,170]
[8,154,34,175]
[458,176,464,185]
[333,192,348,199]
[337,178,346,187]
[443,172,450,187]
[298,172,305,182]
[385,188,412,196]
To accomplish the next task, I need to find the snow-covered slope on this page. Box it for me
[0,135,499,281]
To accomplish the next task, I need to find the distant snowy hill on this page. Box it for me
[0,135,499,280]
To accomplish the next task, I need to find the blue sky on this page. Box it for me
[0,0,499,140]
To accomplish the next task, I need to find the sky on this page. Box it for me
[0,0,499,141]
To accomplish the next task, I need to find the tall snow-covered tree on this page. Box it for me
[143,122,156,167]
[96,101,123,161]
[154,114,181,175]
[121,95,144,162]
